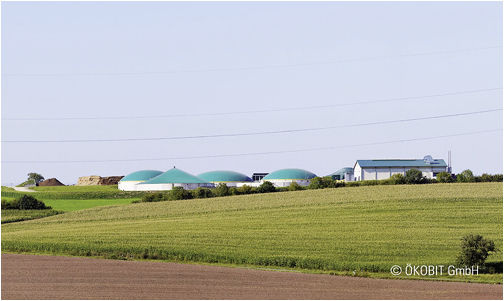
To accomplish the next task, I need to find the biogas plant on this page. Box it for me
[118,168,317,191]
[118,155,450,191]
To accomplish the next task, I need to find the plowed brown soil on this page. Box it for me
[1,254,501,299]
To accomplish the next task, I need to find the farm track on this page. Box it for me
[2,254,502,300]
[11,186,36,192]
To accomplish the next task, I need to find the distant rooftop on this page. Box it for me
[356,157,447,168]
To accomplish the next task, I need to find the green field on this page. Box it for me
[40,198,136,211]
[1,209,60,224]
[1,185,141,211]
[2,183,502,283]
[31,185,122,192]
[2,185,144,201]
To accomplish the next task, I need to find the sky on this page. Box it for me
[1,1,502,185]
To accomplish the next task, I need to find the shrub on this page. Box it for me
[436,172,453,183]
[492,174,503,182]
[192,187,213,199]
[288,182,304,191]
[237,185,255,195]
[457,169,475,183]
[387,174,406,185]
[404,169,426,184]
[359,180,381,186]
[345,181,361,187]
[141,193,166,202]
[456,234,496,267]
[214,183,230,197]
[257,181,276,193]
[229,187,239,195]
[1,195,51,210]
[168,187,193,200]
[308,177,336,189]
[1,199,18,209]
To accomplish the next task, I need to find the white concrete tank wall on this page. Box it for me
[236,182,262,188]
[133,183,213,191]
[118,181,144,191]
[263,179,311,187]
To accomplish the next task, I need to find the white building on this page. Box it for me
[353,155,448,181]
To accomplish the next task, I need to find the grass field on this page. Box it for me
[31,185,121,192]
[1,185,141,211]
[1,185,145,201]
[2,183,502,283]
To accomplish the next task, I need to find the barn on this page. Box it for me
[353,155,447,181]
[118,170,163,191]
[133,167,213,191]
[198,170,253,187]
[262,168,317,187]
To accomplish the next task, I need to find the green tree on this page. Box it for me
[457,169,474,183]
[388,173,406,185]
[237,185,255,195]
[192,187,213,199]
[168,187,193,200]
[27,173,45,184]
[257,181,276,193]
[141,192,165,202]
[479,174,493,182]
[214,183,230,197]
[308,177,336,189]
[436,171,453,183]
[404,169,426,184]
[288,182,304,191]
[456,234,496,267]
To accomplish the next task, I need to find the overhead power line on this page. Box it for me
[2,108,501,143]
[2,128,501,164]
[4,87,502,121]
[3,45,501,77]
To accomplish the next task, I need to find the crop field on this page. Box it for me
[2,183,502,283]
[1,209,60,224]
[40,198,136,211]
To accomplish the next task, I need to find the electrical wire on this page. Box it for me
[4,87,501,121]
[2,128,501,164]
[3,45,501,77]
[2,108,501,143]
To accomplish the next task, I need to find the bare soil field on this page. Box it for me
[2,254,502,299]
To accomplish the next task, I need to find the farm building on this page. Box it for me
[133,168,213,191]
[261,168,317,187]
[328,167,354,181]
[118,170,163,191]
[198,170,253,187]
[353,155,447,181]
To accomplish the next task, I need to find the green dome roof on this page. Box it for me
[142,168,209,184]
[263,168,317,180]
[120,170,163,182]
[328,167,354,177]
[198,170,252,182]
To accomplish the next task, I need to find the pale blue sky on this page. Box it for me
[2,1,502,185]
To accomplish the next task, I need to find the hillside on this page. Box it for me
[2,183,502,282]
